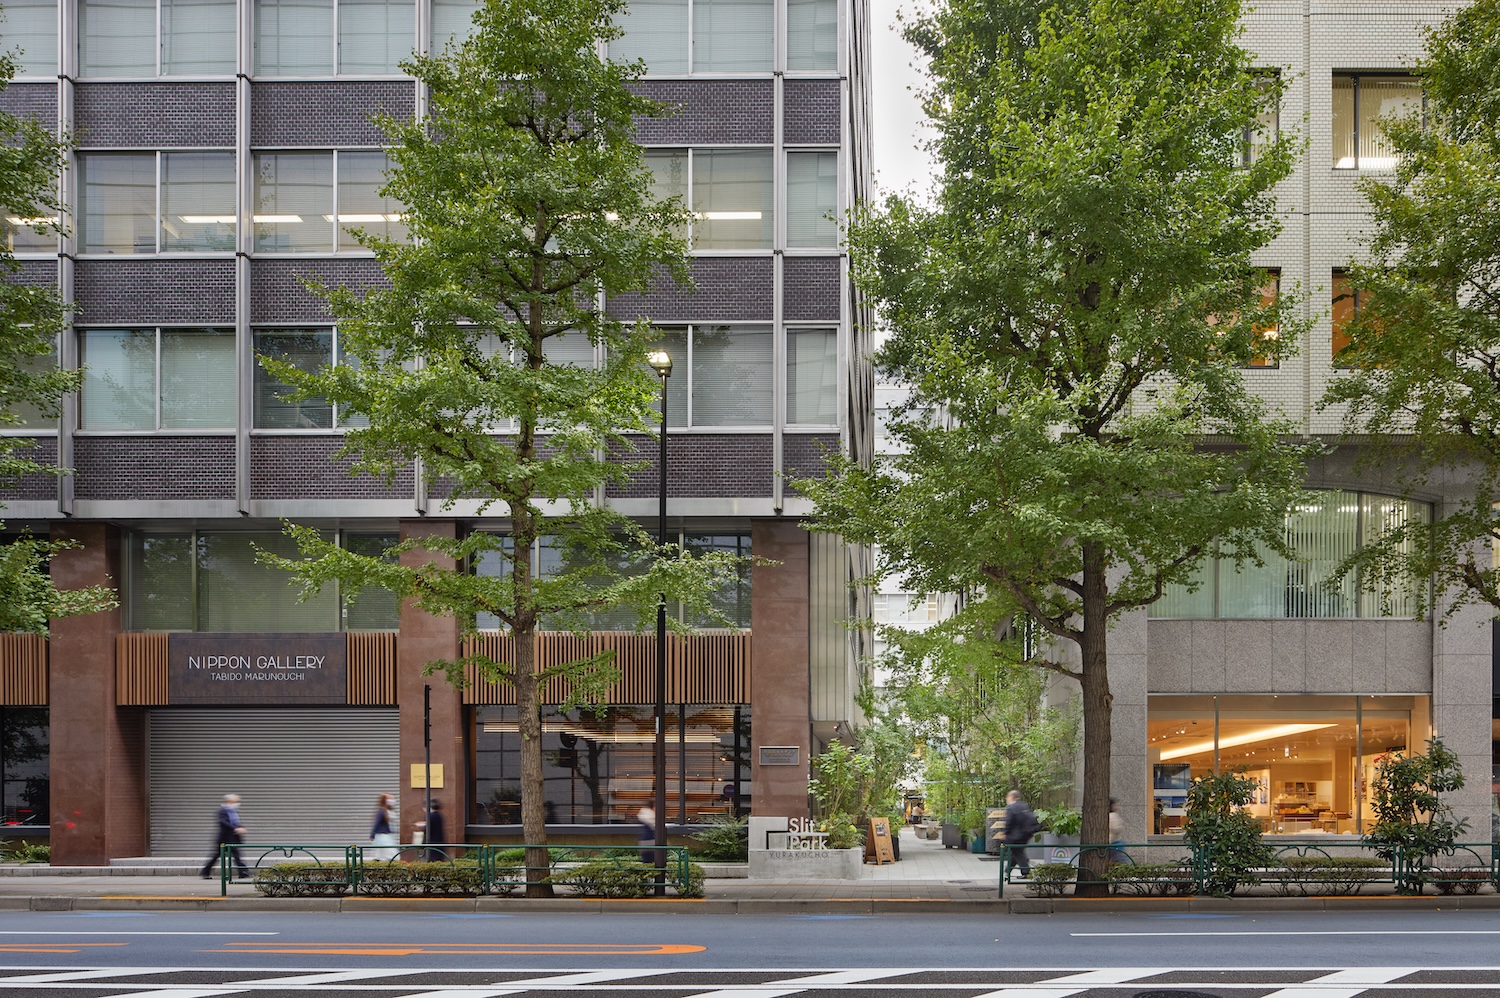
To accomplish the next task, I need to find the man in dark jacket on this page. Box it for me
[423,800,448,861]
[200,793,249,880]
[1001,790,1037,881]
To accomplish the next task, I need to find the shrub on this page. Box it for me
[549,860,658,898]
[253,862,350,897]
[4,841,49,864]
[692,814,749,862]
[1432,868,1491,896]
[1266,857,1387,897]
[818,813,864,850]
[1364,738,1468,894]
[676,861,706,898]
[1106,863,1195,897]
[360,860,485,897]
[1025,863,1075,898]
[1184,771,1272,896]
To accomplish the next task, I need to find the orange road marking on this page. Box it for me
[0,943,127,954]
[212,942,705,956]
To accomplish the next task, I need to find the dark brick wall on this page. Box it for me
[251,436,415,499]
[74,259,235,324]
[783,256,841,321]
[0,84,57,131]
[608,257,772,323]
[0,437,59,503]
[783,80,841,145]
[75,84,235,147]
[251,258,391,322]
[74,436,235,500]
[12,259,58,287]
[784,433,839,482]
[251,82,415,147]
[633,81,774,145]
[608,433,773,499]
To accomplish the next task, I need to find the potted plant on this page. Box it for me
[1038,806,1082,846]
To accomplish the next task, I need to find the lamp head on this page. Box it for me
[647,350,673,378]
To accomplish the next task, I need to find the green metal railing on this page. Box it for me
[996,840,1500,899]
[217,842,693,897]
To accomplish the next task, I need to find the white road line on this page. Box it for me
[1311,969,1421,985]
[0,932,278,936]
[773,970,910,984]
[1040,969,1164,984]
[681,990,808,998]
[0,968,180,983]
[387,991,526,998]
[1072,931,1500,937]
[237,970,412,985]
[970,988,1089,998]
[100,991,246,998]
[503,970,675,986]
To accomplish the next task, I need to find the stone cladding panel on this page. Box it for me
[784,433,839,482]
[783,256,841,321]
[0,84,57,131]
[74,259,235,324]
[632,80,774,146]
[0,438,60,503]
[74,436,235,500]
[251,258,391,322]
[75,84,235,147]
[783,79,841,146]
[607,433,773,499]
[251,435,415,499]
[12,260,58,287]
[251,82,415,147]
[608,257,773,323]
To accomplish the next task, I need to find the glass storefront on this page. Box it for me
[471,704,750,825]
[1148,695,1425,836]
[0,707,48,826]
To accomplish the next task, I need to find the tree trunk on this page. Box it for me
[515,624,554,897]
[1075,540,1113,898]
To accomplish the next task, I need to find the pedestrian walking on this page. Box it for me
[422,799,447,862]
[369,792,398,861]
[636,806,658,865]
[1001,790,1038,881]
[200,793,249,880]
[1108,798,1128,865]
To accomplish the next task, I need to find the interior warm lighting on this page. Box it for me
[1335,156,1397,170]
[327,213,405,223]
[482,720,718,743]
[178,215,238,224]
[697,211,762,220]
[253,214,304,223]
[1158,722,1337,761]
[5,215,60,226]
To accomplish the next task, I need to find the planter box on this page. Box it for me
[940,823,964,849]
[748,846,864,880]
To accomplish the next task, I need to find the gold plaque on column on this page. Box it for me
[410,763,445,789]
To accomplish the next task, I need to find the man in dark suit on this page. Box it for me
[200,793,249,880]
[1001,790,1037,881]
[423,800,448,861]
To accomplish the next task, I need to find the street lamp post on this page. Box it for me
[646,349,672,897]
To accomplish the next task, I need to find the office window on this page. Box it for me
[431,0,482,51]
[649,325,774,428]
[1332,74,1422,170]
[1246,269,1280,369]
[78,151,235,254]
[78,328,236,430]
[644,149,688,240]
[163,0,237,74]
[787,327,837,425]
[691,149,773,250]
[253,328,334,428]
[6,341,61,430]
[1241,75,1279,167]
[1,213,59,254]
[786,151,838,248]
[693,0,771,72]
[79,0,235,75]
[254,0,413,75]
[609,0,772,74]
[254,150,404,252]
[336,151,407,249]
[4,0,58,76]
[1331,270,1372,362]
[787,0,836,71]
[683,532,751,627]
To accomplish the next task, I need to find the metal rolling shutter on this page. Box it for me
[147,708,399,856]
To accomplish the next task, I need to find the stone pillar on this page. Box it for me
[749,519,810,819]
[1109,605,1150,844]
[397,520,466,845]
[48,522,145,864]
[1431,582,1492,841]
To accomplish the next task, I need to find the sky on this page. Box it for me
[868,0,935,199]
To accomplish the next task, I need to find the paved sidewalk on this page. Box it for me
[0,829,1491,913]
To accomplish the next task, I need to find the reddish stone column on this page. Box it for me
[749,519,811,819]
[48,522,145,865]
[397,520,467,846]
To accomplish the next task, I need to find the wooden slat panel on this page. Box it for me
[346,632,397,704]
[115,632,169,705]
[462,630,749,705]
[0,634,48,705]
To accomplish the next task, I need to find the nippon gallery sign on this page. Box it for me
[167,633,348,705]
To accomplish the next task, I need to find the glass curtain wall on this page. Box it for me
[0,708,49,826]
[472,704,751,825]
[1148,695,1422,836]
